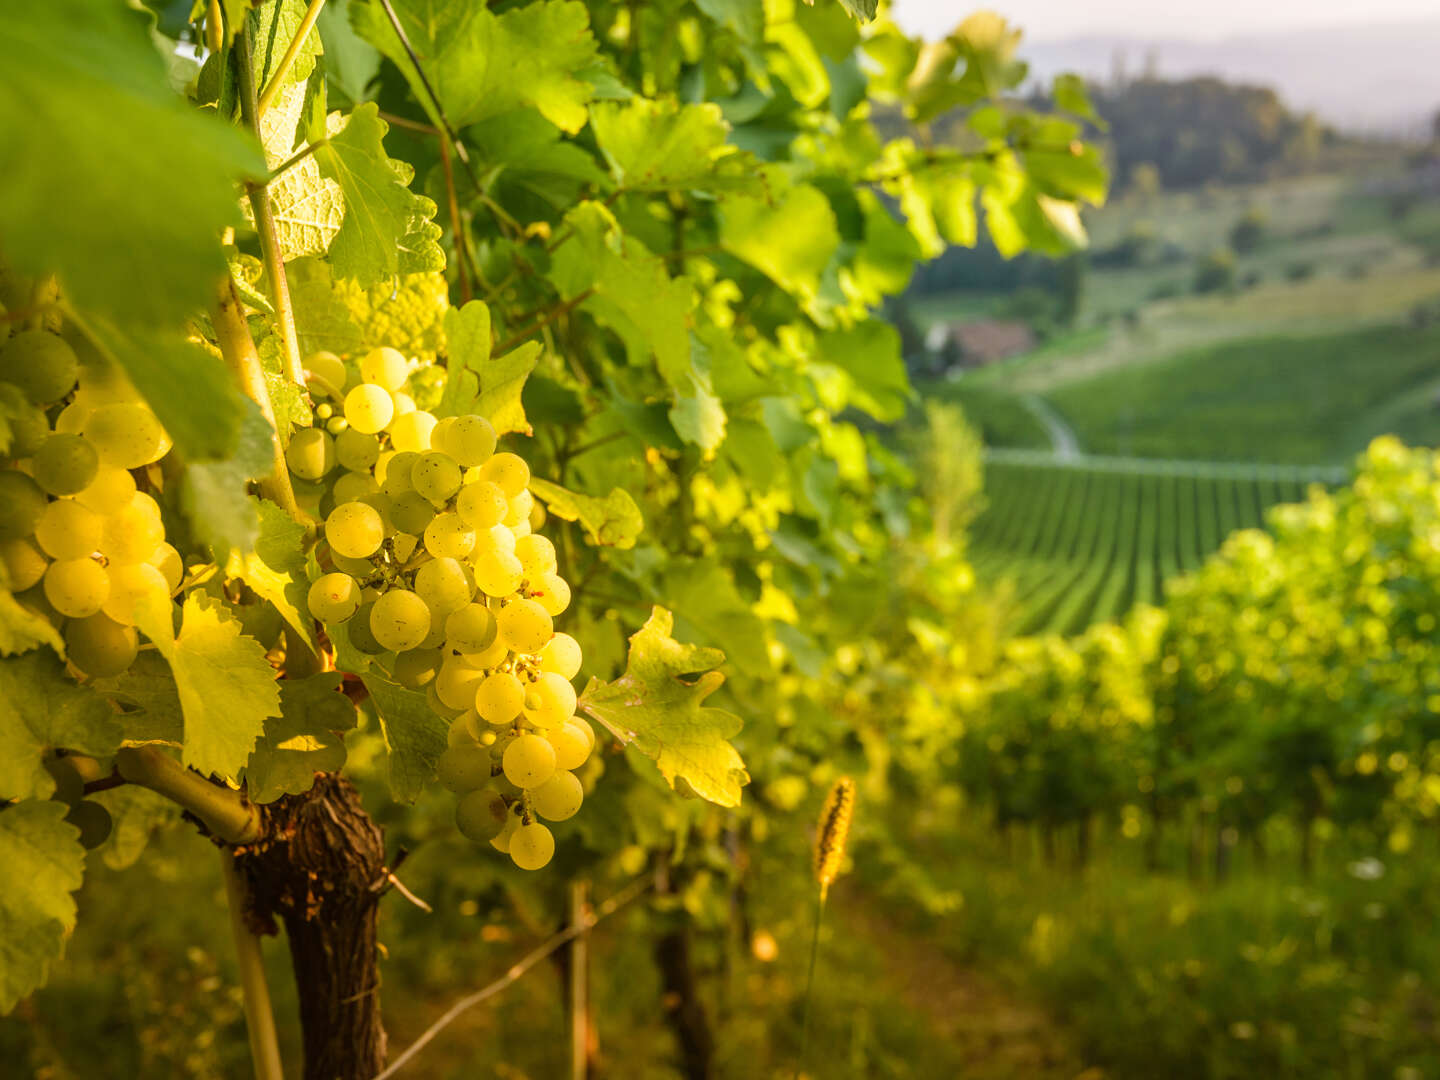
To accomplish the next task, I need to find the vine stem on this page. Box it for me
[254,0,327,119]
[236,23,306,390]
[492,289,593,356]
[222,850,287,1080]
[115,746,262,844]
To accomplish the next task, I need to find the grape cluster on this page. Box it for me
[295,347,594,871]
[0,322,181,678]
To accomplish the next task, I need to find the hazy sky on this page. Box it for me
[891,0,1440,41]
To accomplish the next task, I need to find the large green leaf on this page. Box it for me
[0,800,85,1014]
[579,607,748,808]
[91,651,184,745]
[815,320,910,422]
[0,651,122,801]
[245,673,355,802]
[479,344,541,437]
[529,478,644,549]
[362,672,446,803]
[591,98,754,193]
[719,180,840,307]
[0,587,63,659]
[181,399,276,559]
[226,499,317,651]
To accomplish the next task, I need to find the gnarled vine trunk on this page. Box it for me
[232,773,389,1080]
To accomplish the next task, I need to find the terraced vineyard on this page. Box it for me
[971,452,1348,635]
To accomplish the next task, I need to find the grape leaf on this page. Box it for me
[720,180,840,308]
[694,0,763,43]
[836,0,878,22]
[90,651,184,745]
[245,673,355,802]
[579,607,749,807]
[352,0,599,134]
[250,0,325,95]
[478,342,541,437]
[528,478,644,549]
[0,800,85,1015]
[362,672,447,803]
[90,784,177,871]
[435,300,491,418]
[227,499,318,652]
[815,320,910,422]
[181,399,276,558]
[288,258,449,362]
[0,587,63,659]
[317,0,382,105]
[591,98,755,193]
[0,651,122,801]
[660,559,771,677]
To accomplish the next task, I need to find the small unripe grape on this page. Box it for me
[308,572,361,623]
[334,428,380,473]
[0,470,48,541]
[326,416,349,435]
[286,428,335,480]
[360,346,409,391]
[445,603,497,654]
[539,633,583,680]
[478,452,529,498]
[326,502,384,559]
[456,480,508,529]
[35,499,102,560]
[100,502,164,564]
[315,403,334,421]
[0,330,78,403]
[33,434,99,496]
[394,646,443,690]
[475,671,525,726]
[389,410,436,453]
[344,383,394,434]
[548,722,592,770]
[75,466,136,515]
[370,589,432,652]
[436,659,485,710]
[1,537,47,592]
[102,562,168,626]
[44,558,109,618]
[514,534,557,577]
[456,789,510,842]
[503,733,556,789]
[472,549,523,597]
[305,351,348,398]
[65,800,114,850]
[435,743,490,793]
[415,557,472,616]
[497,598,552,654]
[524,671,577,730]
[412,451,462,503]
[423,512,474,560]
[510,821,555,870]
[65,612,138,677]
[148,542,183,593]
[82,403,167,468]
[532,770,583,821]
[448,414,497,466]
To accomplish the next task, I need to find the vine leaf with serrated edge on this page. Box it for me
[0,650,122,801]
[528,477,643,549]
[0,801,85,1014]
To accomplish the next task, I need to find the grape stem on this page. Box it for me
[492,289,594,356]
[253,0,328,120]
[222,849,287,1080]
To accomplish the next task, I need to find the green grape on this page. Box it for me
[308,572,361,623]
[539,632,583,680]
[326,502,385,559]
[304,351,348,398]
[130,491,162,521]
[456,480,508,529]
[387,490,433,535]
[44,757,85,808]
[412,451,462,503]
[100,501,164,564]
[64,800,114,850]
[475,670,524,725]
[148,542,183,593]
[82,403,167,468]
[447,712,479,747]
[497,598,552,654]
[428,416,458,457]
[548,722,591,770]
[435,743,490,793]
[344,383,394,434]
[445,603,497,654]
[423,512,475,560]
[65,612,138,677]
[315,403,334,421]
[331,550,376,577]
[461,633,510,672]
[326,416,349,436]
[523,672,577,730]
[490,804,521,852]
[478,452,530,498]
[414,557,471,617]
[567,716,596,752]
[394,392,416,417]
[0,330,78,403]
[370,588,432,652]
[389,410,436,453]
[379,450,419,496]
[456,789,510,842]
[334,428,380,473]
[533,572,571,617]
[76,465,137,516]
[514,534,557,577]
[509,821,555,870]
[285,428,335,480]
[102,562,168,625]
[531,770,583,821]
[473,550,523,598]
[359,493,397,537]
[504,489,533,528]
[360,346,408,391]
[35,499,102,560]
[529,498,547,531]
[394,646,443,690]
[44,558,109,618]
[0,470,47,541]
[502,733,556,789]
[435,658,484,711]
[1,385,48,457]
[332,471,380,505]
[425,682,465,721]
[448,414,497,467]
[2,537,48,591]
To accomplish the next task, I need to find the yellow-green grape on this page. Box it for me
[3,392,48,458]
[509,519,531,540]
[414,557,472,617]
[2,537,47,591]
[326,416,349,436]
[529,498,547,531]
[391,391,416,418]
[412,451,462,503]
[567,716,596,752]
[130,491,162,521]
[32,434,99,496]
[389,410,436,453]
[344,384,394,434]
[394,646,443,690]
[360,346,409,391]
[75,466,136,516]
[456,789,509,842]
[44,558,109,618]
[334,428,380,473]
[503,733,556,789]
[435,743,490,793]
[514,535,557,577]
[524,671,577,730]
[534,572,571,617]
[308,572,361,623]
[100,501,164,564]
[447,712,480,748]
[101,562,168,626]
[472,548,524,598]
[64,799,114,850]
[445,603,497,654]
[305,351,348,398]
[0,471,48,541]
[428,416,458,457]
[497,598,552,654]
[331,550,376,577]
[386,490,432,535]
[423,512,475,560]
[448,414,497,467]
[532,770,583,821]
[285,428,335,480]
[456,480,508,530]
[460,632,509,670]
[326,502,384,559]
[491,804,521,852]
[53,399,88,435]
[480,523,517,555]
[35,499,101,560]
[539,632,582,680]
[148,542,183,593]
[0,330,78,403]
[370,588,432,652]
[427,681,465,719]
[504,489,532,528]
[475,670,525,726]
[478,452,529,498]
[436,659,484,710]
[65,612,138,678]
[379,450,419,497]
[548,722,592,770]
[347,601,386,653]
[332,471,380,504]
[81,403,167,468]
[509,821,555,870]
[315,403,334,421]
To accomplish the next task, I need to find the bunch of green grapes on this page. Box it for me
[0,323,182,679]
[295,347,594,871]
